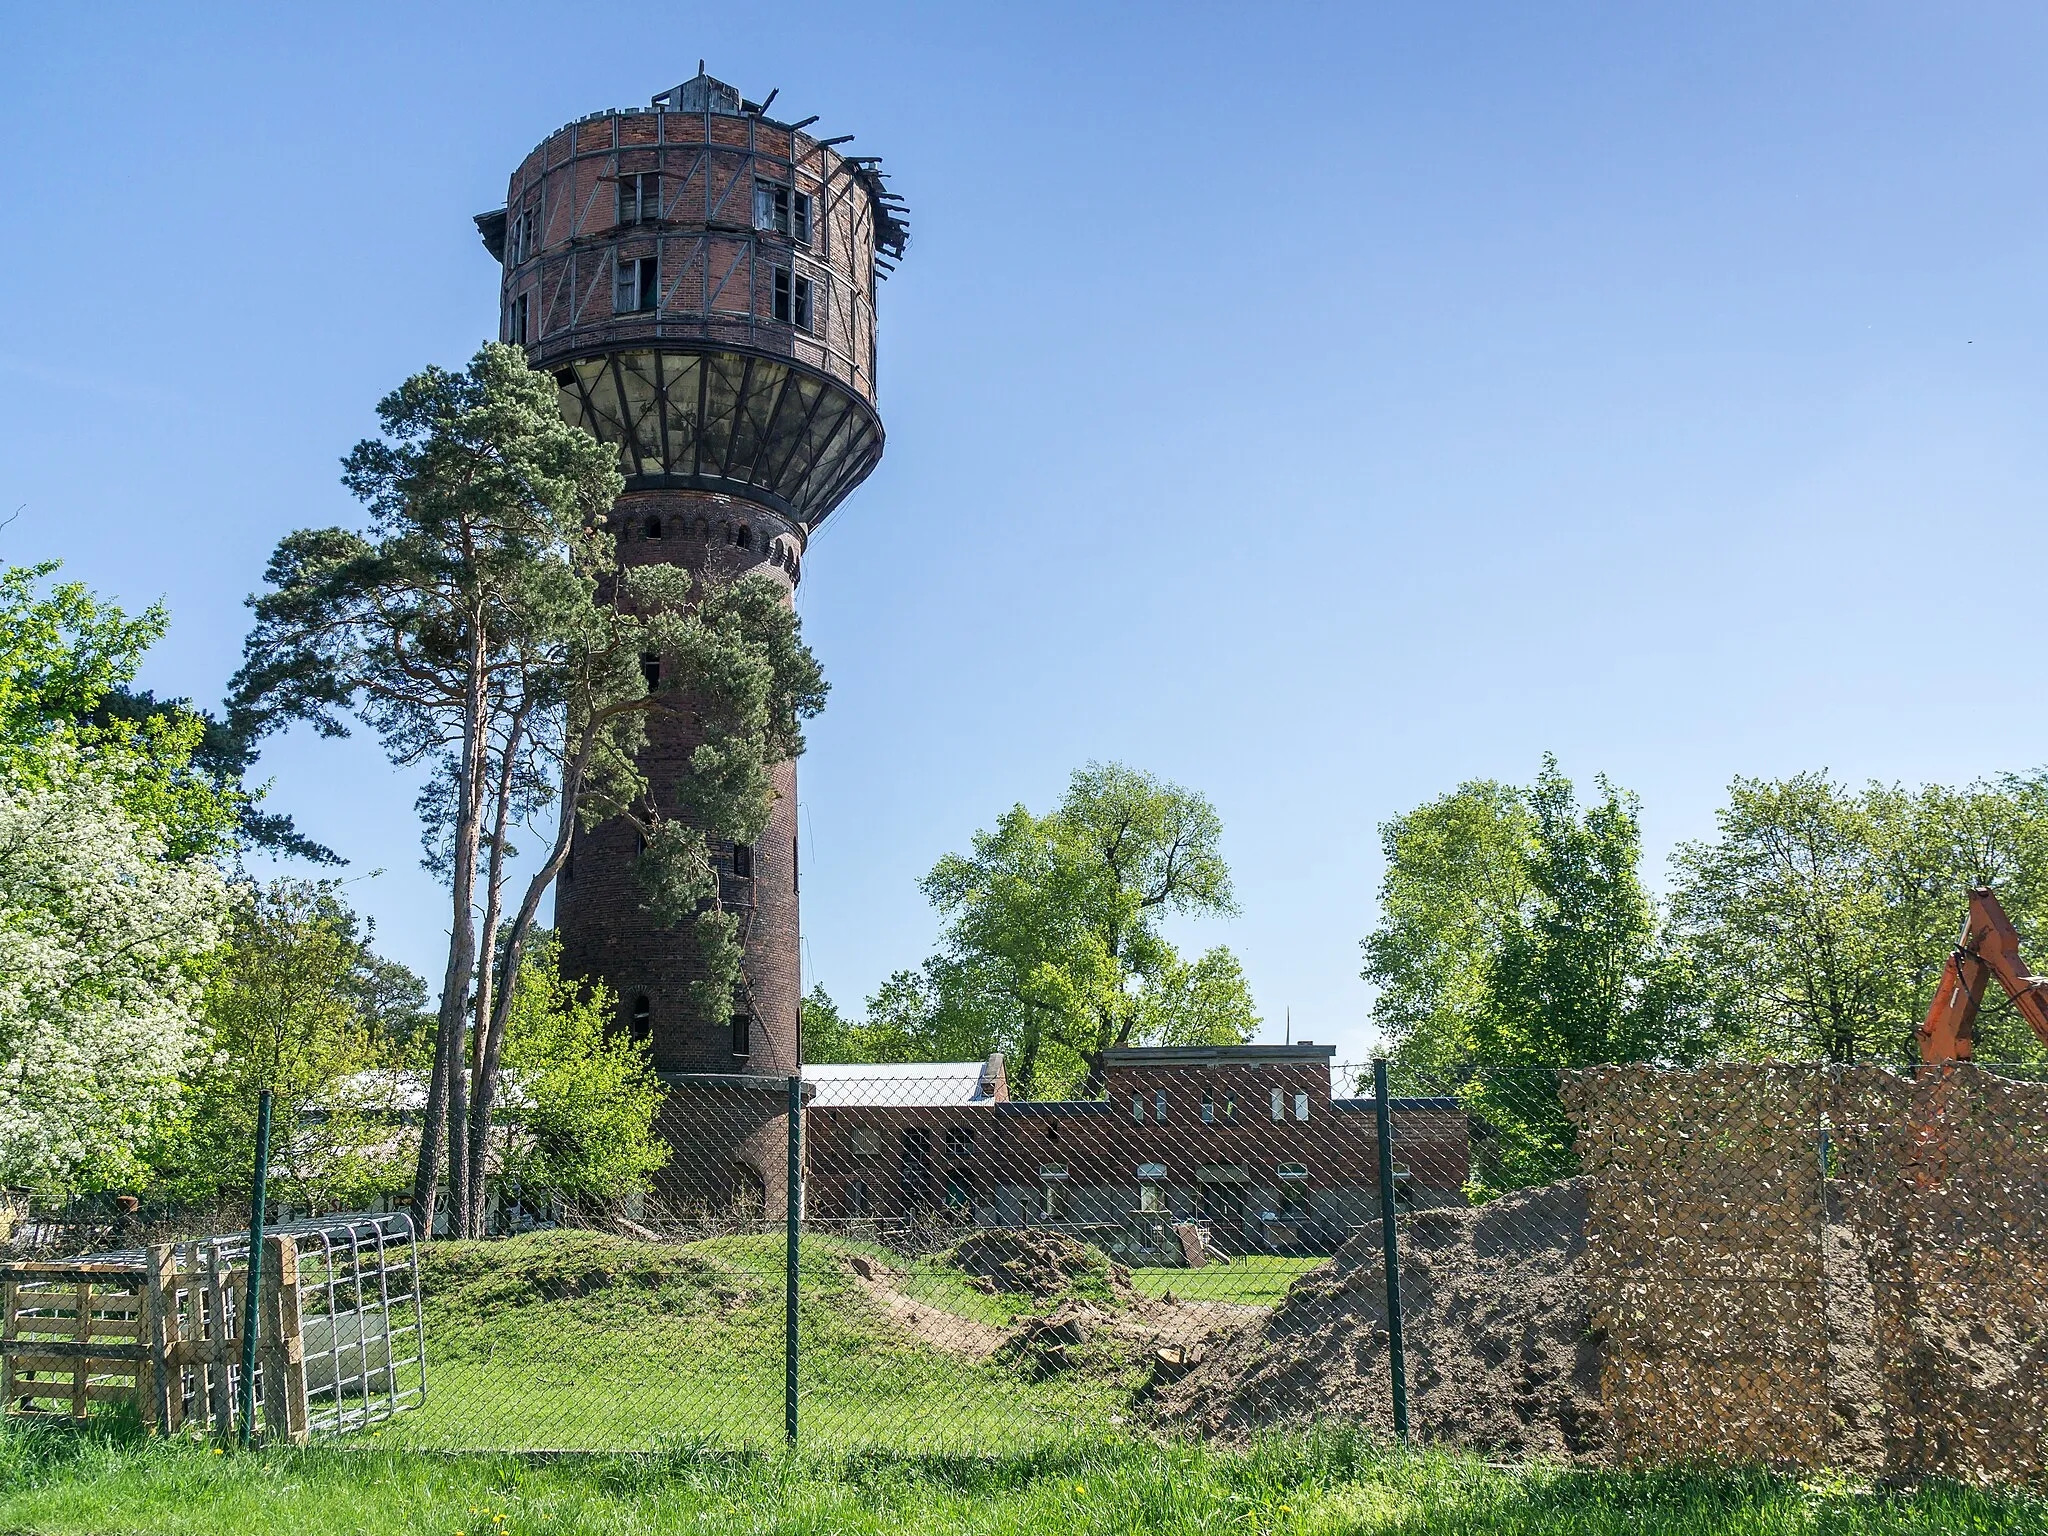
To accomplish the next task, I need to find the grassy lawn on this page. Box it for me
[1127,1256,1326,1307]
[2,1424,2043,1535]
[373,1230,1127,1453]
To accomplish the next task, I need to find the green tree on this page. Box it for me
[233,344,824,1237]
[920,762,1257,1096]
[1359,779,1534,1074]
[1668,771,2048,1062]
[230,343,623,1235]
[1362,757,1717,1193]
[163,880,415,1213]
[0,564,238,1192]
[499,938,667,1208]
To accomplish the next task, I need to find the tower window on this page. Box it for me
[737,524,752,549]
[640,652,661,691]
[731,1013,752,1056]
[792,835,799,894]
[730,842,754,878]
[753,182,813,245]
[771,266,813,330]
[509,291,530,345]
[644,515,663,539]
[1270,1088,1284,1122]
[615,254,658,313]
[618,172,660,227]
[630,995,652,1042]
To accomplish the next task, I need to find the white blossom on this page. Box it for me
[0,747,228,1187]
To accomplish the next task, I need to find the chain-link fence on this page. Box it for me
[10,1053,2047,1481]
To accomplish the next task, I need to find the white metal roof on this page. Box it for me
[803,1060,1001,1108]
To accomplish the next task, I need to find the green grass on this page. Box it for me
[374,1229,1128,1453]
[2,1422,2044,1535]
[1127,1256,1326,1307]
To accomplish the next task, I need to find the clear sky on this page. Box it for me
[5,4,2046,1063]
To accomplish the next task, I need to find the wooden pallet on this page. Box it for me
[0,1237,307,1442]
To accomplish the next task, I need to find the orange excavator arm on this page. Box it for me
[1918,886,2048,1062]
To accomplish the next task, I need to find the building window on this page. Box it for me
[754,181,814,245]
[851,1126,881,1158]
[730,842,754,878]
[792,836,799,894]
[1201,1091,1215,1124]
[644,514,663,539]
[945,1125,975,1160]
[771,266,813,329]
[509,291,530,345]
[618,172,660,227]
[1270,1088,1284,1122]
[1131,1094,1145,1123]
[1154,1090,1168,1122]
[630,995,651,1042]
[1139,1184,1163,1213]
[1223,1094,1237,1121]
[737,524,752,549]
[615,254,658,313]
[1042,1181,1066,1220]
[640,652,661,691]
[849,1179,870,1216]
[1294,1092,1310,1122]
[731,1013,752,1056]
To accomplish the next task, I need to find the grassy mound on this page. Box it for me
[379,1227,1123,1452]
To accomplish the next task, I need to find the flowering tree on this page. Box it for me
[0,744,227,1189]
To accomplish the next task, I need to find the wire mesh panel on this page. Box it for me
[1826,1062,2048,1483]
[390,1077,796,1451]
[799,1054,1418,1451]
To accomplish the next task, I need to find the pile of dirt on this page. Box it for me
[936,1230,1132,1301]
[1147,1178,1604,1460]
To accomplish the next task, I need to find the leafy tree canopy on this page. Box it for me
[810,763,1257,1096]
[1668,771,2048,1063]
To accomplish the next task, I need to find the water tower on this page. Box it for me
[477,67,905,1205]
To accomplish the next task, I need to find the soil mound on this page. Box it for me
[1148,1178,1603,1460]
[937,1230,1130,1300]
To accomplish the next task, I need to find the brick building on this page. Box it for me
[478,68,906,1206]
[806,1045,1469,1258]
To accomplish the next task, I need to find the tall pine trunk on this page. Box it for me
[411,635,490,1238]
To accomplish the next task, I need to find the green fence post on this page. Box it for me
[1373,1059,1409,1442]
[238,1088,274,1448]
[785,1073,800,1446]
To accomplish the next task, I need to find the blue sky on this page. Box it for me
[5,4,2047,1062]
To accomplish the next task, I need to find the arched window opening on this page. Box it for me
[695,517,709,537]
[738,524,752,550]
[630,995,652,1042]
[640,652,661,691]
[644,515,663,540]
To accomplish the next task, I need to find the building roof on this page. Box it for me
[1100,1043,1338,1068]
[804,1057,1006,1108]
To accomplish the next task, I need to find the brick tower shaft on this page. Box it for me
[478,67,902,1207]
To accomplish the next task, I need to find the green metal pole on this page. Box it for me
[785,1074,801,1445]
[238,1088,273,1448]
[1373,1059,1409,1442]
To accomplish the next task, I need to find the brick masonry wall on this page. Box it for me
[554,488,804,1081]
